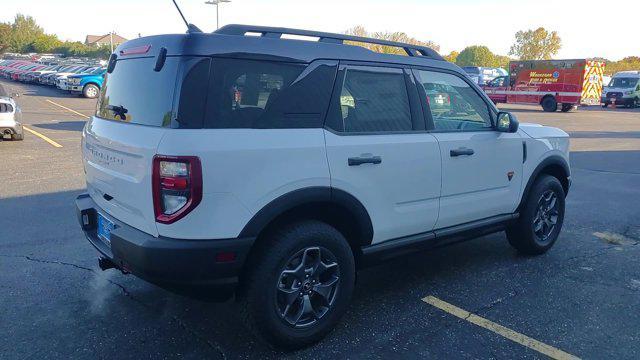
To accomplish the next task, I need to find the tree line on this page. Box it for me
[345,26,636,75]
[0,14,111,59]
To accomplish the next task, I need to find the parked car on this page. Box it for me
[462,66,506,85]
[0,97,23,141]
[66,67,106,98]
[56,66,95,89]
[601,71,640,108]
[23,64,64,83]
[75,25,571,349]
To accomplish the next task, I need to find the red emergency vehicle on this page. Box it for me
[483,59,605,112]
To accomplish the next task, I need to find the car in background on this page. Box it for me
[40,65,80,85]
[0,96,23,141]
[23,64,64,83]
[462,66,506,85]
[601,71,640,108]
[66,67,106,98]
[55,66,95,89]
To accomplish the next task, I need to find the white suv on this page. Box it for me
[76,25,571,349]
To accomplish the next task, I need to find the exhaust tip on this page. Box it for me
[98,256,116,271]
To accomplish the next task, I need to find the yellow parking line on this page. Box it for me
[422,296,580,360]
[45,99,90,119]
[23,126,63,148]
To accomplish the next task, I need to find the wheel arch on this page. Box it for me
[517,155,570,212]
[239,187,374,250]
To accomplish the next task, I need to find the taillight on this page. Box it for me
[152,155,202,224]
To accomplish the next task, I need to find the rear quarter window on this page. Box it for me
[204,58,337,129]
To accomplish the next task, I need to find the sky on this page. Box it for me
[1,0,637,61]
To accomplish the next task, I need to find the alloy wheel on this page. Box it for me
[532,190,559,243]
[275,246,340,328]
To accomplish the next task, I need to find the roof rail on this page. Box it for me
[215,24,444,60]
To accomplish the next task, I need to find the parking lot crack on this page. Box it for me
[0,254,93,272]
[473,290,520,316]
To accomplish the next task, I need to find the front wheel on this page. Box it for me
[241,220,355,349]
[541,97,558,112]
[507,175,565,255]
[82,84,100,99]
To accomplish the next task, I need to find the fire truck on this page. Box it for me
[483,59,606,112]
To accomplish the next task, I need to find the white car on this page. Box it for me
[0,97,23,140]
[76,25,571,349]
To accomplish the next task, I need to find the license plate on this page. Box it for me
[97,213,115,245]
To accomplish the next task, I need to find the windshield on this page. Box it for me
[463,67,480,75]
[608,77,639,88]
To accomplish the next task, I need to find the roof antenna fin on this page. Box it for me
[171,0,202,33]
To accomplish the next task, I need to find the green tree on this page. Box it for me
[455,46,497,67]
[509,27,561,60]
[27,33,62,53]
[443,51,459,63]
[605,56,640,75]
[10,14,44,53]
[344,26,439,55]
[0,22,11,53]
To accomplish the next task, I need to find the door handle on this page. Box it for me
[450,148,475,157]
[348,156,382,166]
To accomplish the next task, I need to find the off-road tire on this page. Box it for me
[240,220,355,349]
[507,175,565,255]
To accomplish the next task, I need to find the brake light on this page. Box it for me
[152,156,202,224]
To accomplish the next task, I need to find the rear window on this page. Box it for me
[97,57,182,126]
[97,56,336,129]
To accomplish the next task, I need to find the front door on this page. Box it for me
[413,69,523,229]
[324,64,441,244]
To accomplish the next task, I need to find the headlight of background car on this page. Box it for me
[624,91,633,95]
[70,78,81,85]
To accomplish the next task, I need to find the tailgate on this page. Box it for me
[83,117,167,236]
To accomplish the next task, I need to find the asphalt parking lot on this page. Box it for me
[1,78,639,359]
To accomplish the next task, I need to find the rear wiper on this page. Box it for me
[107,104,128,120]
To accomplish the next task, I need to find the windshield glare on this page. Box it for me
[608,78,639,88]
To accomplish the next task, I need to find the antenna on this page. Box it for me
[171,0,203,33]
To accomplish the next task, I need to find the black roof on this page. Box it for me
[115,24,460,73]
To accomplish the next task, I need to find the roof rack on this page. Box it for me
[215,24,444,61]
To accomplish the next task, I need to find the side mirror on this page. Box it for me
[496,112,518,133]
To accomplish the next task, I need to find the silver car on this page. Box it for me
[0,97,23,140]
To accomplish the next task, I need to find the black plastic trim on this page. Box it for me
[517,155,570,211]
[238,187,374,245]
[360,213,518,264]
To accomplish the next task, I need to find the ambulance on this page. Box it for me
[483,59,606,112]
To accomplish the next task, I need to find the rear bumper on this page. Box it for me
[75,193,255,300]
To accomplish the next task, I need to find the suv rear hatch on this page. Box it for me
[83,36,210,236]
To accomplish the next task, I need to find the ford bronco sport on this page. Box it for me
[76,25,571,349]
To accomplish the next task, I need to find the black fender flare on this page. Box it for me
[517,155,570,211]
[238,186,374,246]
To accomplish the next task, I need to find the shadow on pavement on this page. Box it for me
[32,121,86,132]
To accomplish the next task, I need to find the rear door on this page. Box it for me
[324,64,441,244]
[84,55,208,236]
[413,69,522,229]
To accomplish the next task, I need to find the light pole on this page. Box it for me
[204,0,231,30]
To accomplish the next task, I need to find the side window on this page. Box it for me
[415,70,493,131]
[333,67,412,133]
[205,58,336,129]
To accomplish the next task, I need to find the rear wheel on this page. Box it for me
[560,103,573,112]
[241,220,355,349]
[82,84,99,99]
[12,132,24,141]
[507,175,565,255]
[541,97,558,112]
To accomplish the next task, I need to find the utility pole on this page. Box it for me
[204,0,231,30]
